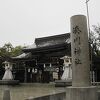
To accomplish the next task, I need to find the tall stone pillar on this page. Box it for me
[65,15,97,100]
[71,15,90,87]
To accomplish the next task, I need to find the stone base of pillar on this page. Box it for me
[3,88,10,100]
[55,80,72,87]
[66,86,97,100]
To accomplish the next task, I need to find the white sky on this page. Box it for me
[0,0,99,47]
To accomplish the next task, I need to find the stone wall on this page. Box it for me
[25,92,66,100]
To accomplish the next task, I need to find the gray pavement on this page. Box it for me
[0,83,65,100]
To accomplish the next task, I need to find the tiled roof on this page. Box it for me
[23,33,70,50]
[12,53,32,59]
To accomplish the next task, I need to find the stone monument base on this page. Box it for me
[0,80,19,85]
[55,80,72,87]
[66,86,97,100]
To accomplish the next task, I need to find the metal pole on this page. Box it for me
[86,0,90,36]
[85,0,93,83]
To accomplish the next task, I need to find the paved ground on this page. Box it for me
[0,83,65,100]
[0,83,100,100]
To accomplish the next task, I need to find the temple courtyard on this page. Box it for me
[0,83,66,100]
[0,83,100,100]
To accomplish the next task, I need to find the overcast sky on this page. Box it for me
[0,0,99,47]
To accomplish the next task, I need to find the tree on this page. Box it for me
[0,43,23,58]
[3,42,13,52]
[11,46,22,57]
[0,43,14,57]
[90,24,100,56]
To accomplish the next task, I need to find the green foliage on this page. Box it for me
[0,42,13,57]
[0,43,23,58]
[3,42,13,52]
[11,46,22,57]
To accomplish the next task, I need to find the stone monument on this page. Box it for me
[0,61,19,85]
[65,15,97,100]
[61,56,72,81]
[55,56,72,87]
[2,61,13,80]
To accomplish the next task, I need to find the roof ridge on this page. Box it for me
[35,33,70,41]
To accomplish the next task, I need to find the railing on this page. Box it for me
[91,82,100,86]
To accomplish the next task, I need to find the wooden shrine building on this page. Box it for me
[12,33,71,83]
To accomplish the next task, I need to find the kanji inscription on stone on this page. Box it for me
[73,26,82,65]
[73,26,81,34]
